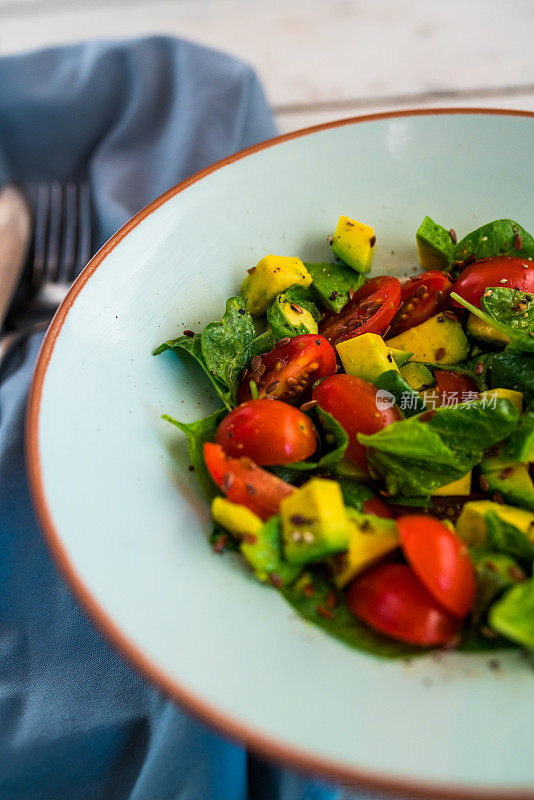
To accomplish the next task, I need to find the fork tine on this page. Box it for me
[32,183,50,291]
[75,182,93,277]
[46,182,62,283]
[60,183,78,283]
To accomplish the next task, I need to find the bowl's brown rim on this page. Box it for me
[26,107,534,800]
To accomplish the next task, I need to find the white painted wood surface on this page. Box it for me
[1,0,534,132]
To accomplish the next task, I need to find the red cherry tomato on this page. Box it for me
[214,399,317,466]
[204,443,294,520]
[347,563,459,646]
[452,256,534,308]
[388,271,452,336]
[435,370,479,407]
[319,276,401,345]
[362,496,393,518]
[237,334,336,404]
[397,515,476,619]
[312,374,401,473]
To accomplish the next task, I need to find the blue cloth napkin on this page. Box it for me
[0,37,340,800]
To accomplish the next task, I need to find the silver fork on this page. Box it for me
[0,182,93,370]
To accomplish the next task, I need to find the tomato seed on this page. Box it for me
[222,472,235,492]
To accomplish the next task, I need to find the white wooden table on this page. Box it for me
[2,0,534,133]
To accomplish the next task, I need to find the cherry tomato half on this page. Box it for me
[362,496,393,518]
[434,370,479,407]
[312,374,401,473]
[452,256,534,308]
[237,334,336,404]
[319,276,401,345]
[215,399,317,466]
[204,443,294,520]
[347,563,459,646]
[397,515,475,619]
[388,271,452,336]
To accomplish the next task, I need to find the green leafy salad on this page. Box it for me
[155,214,534,658]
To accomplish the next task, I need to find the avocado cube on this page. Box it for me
[456,500,534,546]
[399,362,435,391]
[336,333,399,383]
[331,510,399,588]
[489,579,534,650]
[415,216,455,269]
[466,313,510,346]
[241,255,312,317]
[479,388,523,414]
[331,215,376,274]
[275,296,318,334]
[388,347,413,368]
[280,478,351,565]
[304,261,365,312]
[432,472,472,496]
[479,458,534,512]
[387,313,469,365]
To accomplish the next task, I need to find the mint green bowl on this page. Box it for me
[28,110,534,800]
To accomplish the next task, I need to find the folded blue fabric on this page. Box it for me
[0,37,340,800]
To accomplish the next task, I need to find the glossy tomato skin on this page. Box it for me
[214,399,317,466]
[319,276,401,345]
[397,515,475,619]
[388,271,452,336]
[362,496,393,518]
[434,370,479,406]
[204,442,294,520]
[452,256,534,308]
[237,334,336,404]
[347,563,459,646]
[312,374,401,473]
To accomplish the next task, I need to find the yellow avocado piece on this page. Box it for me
[280,300,318,333]
[212,497,262,538]
[388,347,413,368]
[280,478,351,565]
[456,500,534,546]
[400,362,435,391]
[336,333,399,383]
[387,313,469,365]
[432,472,472,496]
[332,510,399,588]
[331,215,376,273]
[466,313,510,346]
[479,388,523,414]
[241,255,312,317]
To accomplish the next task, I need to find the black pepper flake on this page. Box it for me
[488,658,501,671]
[387,353,393,362]
[329,290,338,301]
[238,308,246,315]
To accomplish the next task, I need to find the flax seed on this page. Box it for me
[300,400,318,411]
[183,329,195,337]
[514,232,523,250]
[276,337,291,347]
[449,228,457,244]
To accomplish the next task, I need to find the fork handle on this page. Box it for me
[0,320,49,374]
[0,186,32,329]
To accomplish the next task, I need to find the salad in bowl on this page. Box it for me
[155,213,534,659]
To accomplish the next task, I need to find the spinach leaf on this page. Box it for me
[279,406,348,473]
[489,578,534,649]
[266,285,320,340]
[155,298,275,409]
[469,547,526,625]
[337,479,374,510]
[451,291,534,353]
[281,573,421,658]
[375,370,426,417]
[484,288,534,332]
[358,399,519,497]
[162,408,226,500]
[304,261,365,313]
[480,350,534,406]
[485,511,534,563]
[454,219,534,263]
[502,411,534,461]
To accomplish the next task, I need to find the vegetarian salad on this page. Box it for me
[155,215,534,658]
